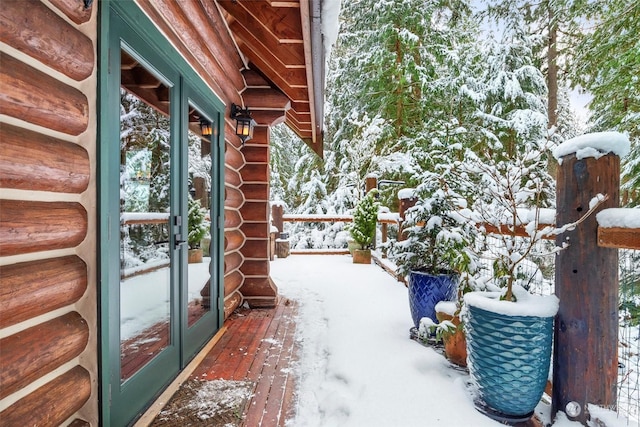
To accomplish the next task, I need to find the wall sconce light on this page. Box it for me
[199,119,212,137]
[231,103,256,145]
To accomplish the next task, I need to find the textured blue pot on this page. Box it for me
[465,303,554,418]
[407,271,458,328]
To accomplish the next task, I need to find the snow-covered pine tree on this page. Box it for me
[187,195,208,250]
[347,190,379,250]
[570,0,640,205]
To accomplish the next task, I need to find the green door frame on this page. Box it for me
[98,1,225,425]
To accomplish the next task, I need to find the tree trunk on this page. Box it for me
[547,7,558,129]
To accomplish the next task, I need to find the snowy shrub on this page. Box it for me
[346,190,380,249]
[390,175,478,277]
[188,196,209,249]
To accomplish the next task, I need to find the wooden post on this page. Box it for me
[271,203,284,233]
[381,222,388,258]
[398,191,417,242]
[365,176,377,194]
[553,153,620,423]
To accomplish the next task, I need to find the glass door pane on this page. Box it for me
[186,105,212,327]
[119,51,173,381]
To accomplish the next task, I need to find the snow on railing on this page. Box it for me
[597,208,640,250]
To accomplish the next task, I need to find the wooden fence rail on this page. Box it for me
[275,210,640,251]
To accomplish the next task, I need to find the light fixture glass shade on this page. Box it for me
[200,120,212,137]
[231,104,256,144]
[235,118,254,141]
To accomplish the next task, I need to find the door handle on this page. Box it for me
[174,234,187,249]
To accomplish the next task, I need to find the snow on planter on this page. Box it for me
[552,131,630,163]
[463,285,559,318]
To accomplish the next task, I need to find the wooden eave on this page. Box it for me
[217,0,324,157]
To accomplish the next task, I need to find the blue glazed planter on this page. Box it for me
[407,271,458,328]
[465,303,554,419]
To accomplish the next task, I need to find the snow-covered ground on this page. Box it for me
[271,254,636,427]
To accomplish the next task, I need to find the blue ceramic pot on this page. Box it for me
[465,303,554,419]
[407,271,458,328]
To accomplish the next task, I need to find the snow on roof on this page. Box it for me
[552,131,630,161]
[596,208,640,229]
[321,0,342,59]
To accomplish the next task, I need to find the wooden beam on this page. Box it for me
[218,0,303,44]
[553,153,620,422]
[287,109,311,125]
[290,101,310,113]
[245,53,309,101]
[598,227,640,250]
[266,0,300,8]
[242,88,291,110]
[250,110,287,126]
[229,20,305,70]
[175,0,247,81]
[243,70,272,88]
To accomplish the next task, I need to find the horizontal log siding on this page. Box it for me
[0,0,96,424]
[0,200,87,256]
[0,0,94,81]
[0,312,89,399]
[0,53,89,136]
[0,256,87,328]
[225,186,245,209]
[47,0,92,24]
[0,366,92,427]
[239,129,276,308]
[0,124,90,193]
[224,251,244,275]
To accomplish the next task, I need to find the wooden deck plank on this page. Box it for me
[231,312,274,381]
[153,296,300,426]
[244,300,289,382]
[241,300,297,426]
[259,303,298,426]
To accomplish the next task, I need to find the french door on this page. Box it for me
[100,3,224,425]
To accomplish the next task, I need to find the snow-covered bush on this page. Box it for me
[346,190,380,249]
[188,196,208,249]
[390,175,477,278]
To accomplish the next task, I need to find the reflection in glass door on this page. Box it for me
[101,5,223,424]
[186,106,212,328]
[119,76,172,381]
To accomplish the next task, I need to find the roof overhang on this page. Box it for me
[217,0,325,157]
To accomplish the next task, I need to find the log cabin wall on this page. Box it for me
[1,0,306,422]
[0,0,97,425]
[136,1,288,316]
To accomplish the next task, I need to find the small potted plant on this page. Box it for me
[188,195,208,263]
[347,190,379,264]
[391,175,478,330]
